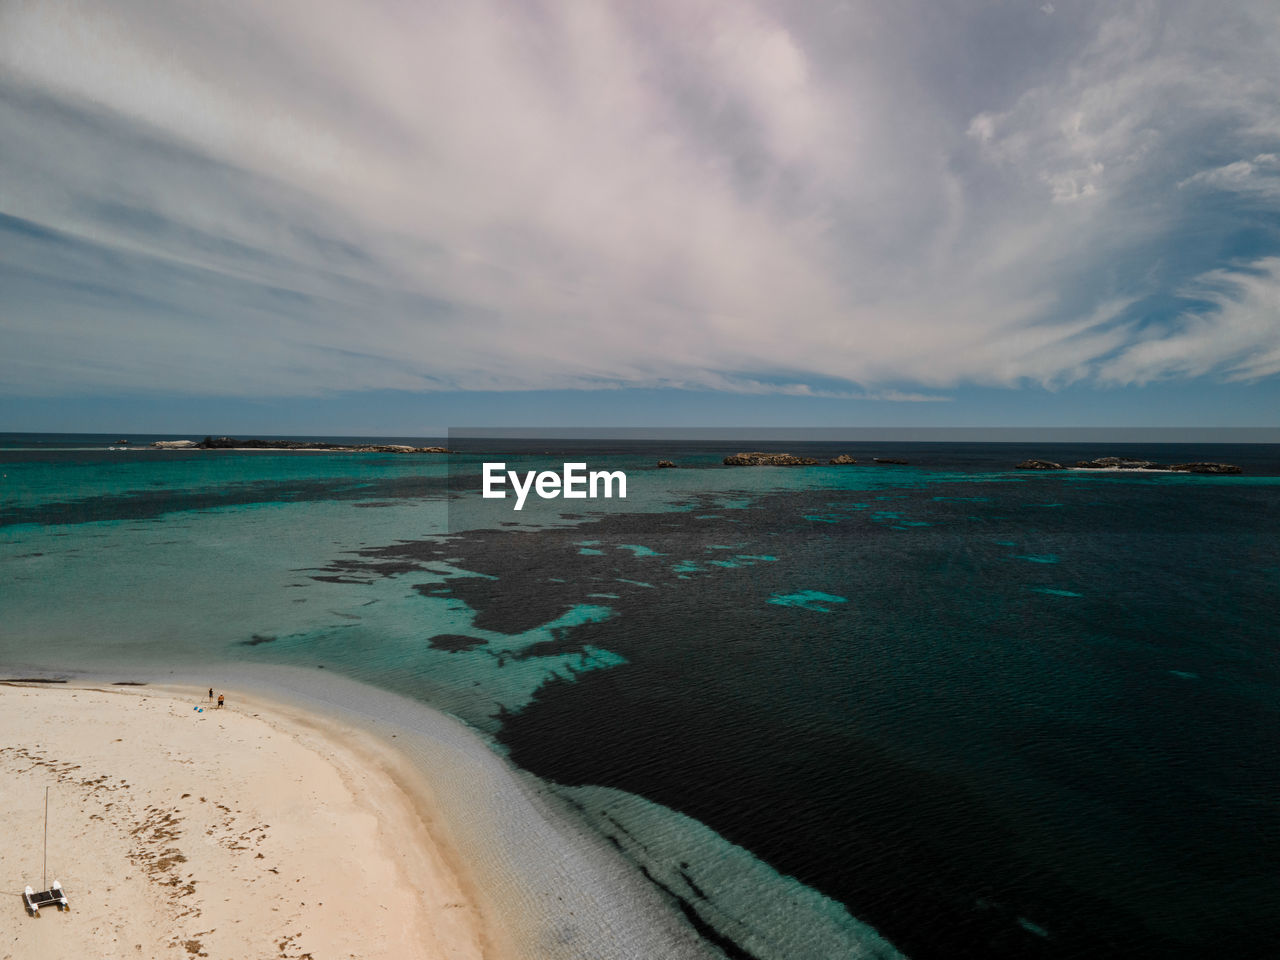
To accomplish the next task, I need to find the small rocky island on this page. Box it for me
[722,452,913,466]
[1016,456,1241,474]
[656,460,677,468]
[152,437,449,453]
[1168,462,1243,474]
[724,452,819,466]
[1074,456,1167,470]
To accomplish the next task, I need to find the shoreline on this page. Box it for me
[0,680,494,960]
[0,670,727,960]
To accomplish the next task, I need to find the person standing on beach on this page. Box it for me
[208,687,213,701]
[217,694,224,709]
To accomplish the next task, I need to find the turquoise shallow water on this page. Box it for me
[4,435,1279,959]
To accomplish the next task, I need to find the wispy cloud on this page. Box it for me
[1100,258,1280,384]
[2,0,1278,402]
[1179,154,1280,198]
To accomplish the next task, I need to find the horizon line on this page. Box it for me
[5,427,1279,443]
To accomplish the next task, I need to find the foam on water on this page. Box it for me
[558,785,907,960]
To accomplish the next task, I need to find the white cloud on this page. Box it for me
[965,4,1280,206]
[1,0,1279,401]
[1100,259,1280,385]
[1179,154,1280,198]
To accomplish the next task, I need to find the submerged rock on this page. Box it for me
[1170,462,1242,474]
[724,452,819,466]
[873,457,909,465]
[828,454,858,465]
[1015,459,1065,470]
[429,634,487,653]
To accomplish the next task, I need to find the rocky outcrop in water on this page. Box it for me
[828,454,858,465]
[152,440,198,448]
[1074,457,1165,470]
[873,457,909,465]
[657,460,677,468]
[191,437,449,453]
[1170,462,1242,474]
[724,452,818,466]
[1038,455,1243,474]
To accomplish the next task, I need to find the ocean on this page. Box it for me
[3,432,1278,959]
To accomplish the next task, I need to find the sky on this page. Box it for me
[2,0,1279,434]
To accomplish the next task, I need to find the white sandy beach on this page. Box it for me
[0,681,494,960]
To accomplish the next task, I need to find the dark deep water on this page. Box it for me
[3,434,1279,958]
[415,474,1279,959]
